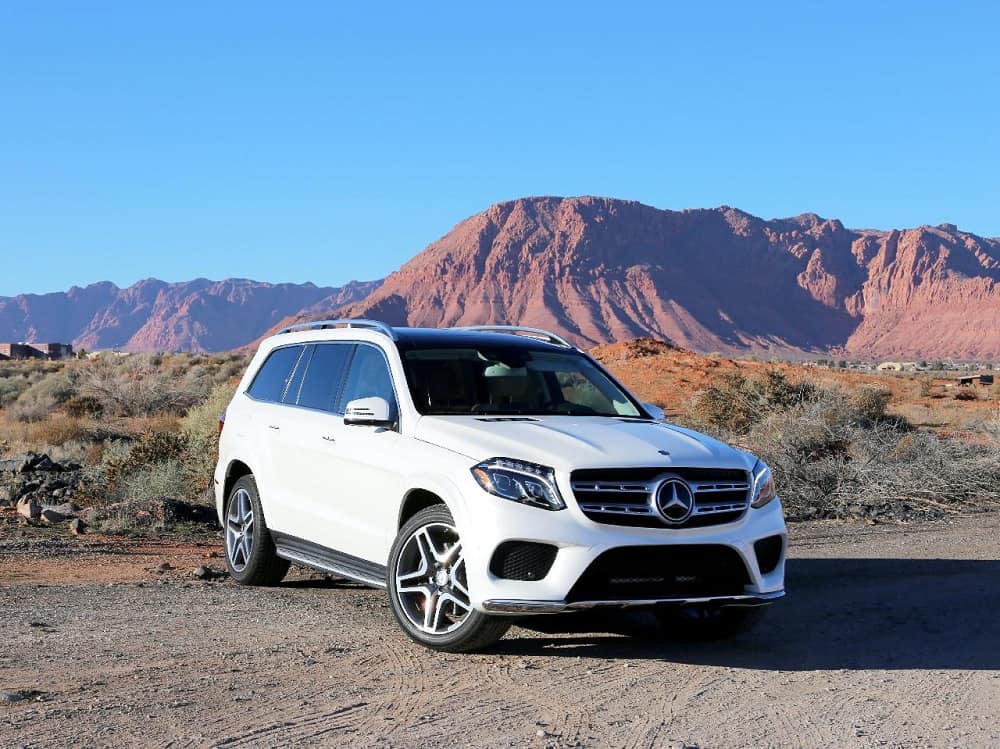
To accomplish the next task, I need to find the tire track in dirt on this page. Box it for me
[5,516,1000,748]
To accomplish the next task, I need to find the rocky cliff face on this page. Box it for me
[330,197,998,359]
[0,278,381,353]
[5,197,998,358]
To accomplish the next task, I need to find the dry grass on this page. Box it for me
[1,343,996,530]
[0,353,245,531]
[681,369,1000,521]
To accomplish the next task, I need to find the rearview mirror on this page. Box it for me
[642,402,665,421]
[344,396,394,427]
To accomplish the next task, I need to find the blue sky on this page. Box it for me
[2,1,998,296]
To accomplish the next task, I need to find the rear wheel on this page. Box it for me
[387,505,510,652]
[654,604,766,639]
[224,475,290,586]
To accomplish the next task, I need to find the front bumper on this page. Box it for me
[482,590,785,614]
[455,469,788,614]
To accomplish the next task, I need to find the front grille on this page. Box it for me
[571,467,750,528]
[489,541,558,581]
[566,544,751,602]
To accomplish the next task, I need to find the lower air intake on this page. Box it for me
[489,541,558,581]
[566,544,751,602]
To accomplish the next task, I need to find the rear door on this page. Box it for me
[243,344,307,533]
[269,342,355,547]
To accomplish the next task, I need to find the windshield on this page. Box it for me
[400,345,644,417]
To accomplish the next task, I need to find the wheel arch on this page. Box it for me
[398,488,447,529]
[223,459,254,507]
[397,479,470,535]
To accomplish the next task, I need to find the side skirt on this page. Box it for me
[271,531,387,589]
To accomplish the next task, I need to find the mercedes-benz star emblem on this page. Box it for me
[654,477,695,524]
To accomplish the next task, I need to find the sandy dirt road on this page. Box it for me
[1,515,999,748]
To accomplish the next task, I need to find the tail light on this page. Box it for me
[218,411,226,436]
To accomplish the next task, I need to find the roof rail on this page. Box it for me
[277,318,398,340]
[458,325,575,349]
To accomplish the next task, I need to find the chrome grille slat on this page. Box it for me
[688,483,749,493]
[693,503,747,515]
[572,482,652,493]
[578,502,656,516]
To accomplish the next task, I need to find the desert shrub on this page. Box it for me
[180,383,234,501]
[0,377,29,407]
[687,372,1000,521]
[848,385,892,423]
[63,394,105,418]
[9,370,77,421]
[85,430,187,502]
[121,458,190,505]
[953,389,977,401]
[85,377,233,514]
[22,370,75,403]
[9,395,58,422]
[214,358,245,383]
[917,377,934,397]
[78,355,202,417]
[690,370,819,434]
[25,414,88,447]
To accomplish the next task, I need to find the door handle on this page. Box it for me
[321,435,336,443]
[268,424,280,431]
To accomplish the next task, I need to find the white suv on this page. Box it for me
[215,320,786,651]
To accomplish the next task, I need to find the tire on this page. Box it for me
[387,505,510,652]
[223,475,290,586]
[654,604,766,640]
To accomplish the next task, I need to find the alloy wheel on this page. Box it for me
[226,488,254,572]
[394,522,471,634]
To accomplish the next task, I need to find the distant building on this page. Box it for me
[958,374,995,387]
[0,342,74,360]
[876,361,918,372]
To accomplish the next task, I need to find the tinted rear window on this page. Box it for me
[247,346,304,403]
[297,343,353,412]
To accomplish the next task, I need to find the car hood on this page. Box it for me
[413,415,754,473]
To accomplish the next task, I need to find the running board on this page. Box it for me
[271,531,387,589]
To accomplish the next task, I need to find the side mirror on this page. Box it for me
[344,396,394,427]
[642,402,665,421]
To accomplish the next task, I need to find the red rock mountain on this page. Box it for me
[5,197,998,358]
[0,278,380,353]
[321,197,999,360]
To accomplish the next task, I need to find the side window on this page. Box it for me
[247,346,304,403]
[281,344,313,404]
[338,345,397,418]
[296,343,353,412]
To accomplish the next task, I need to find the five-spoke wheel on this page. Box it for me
[395,522,471,634]
[387,505,509,652]
[223,475,289,586]
[225,487,254,572]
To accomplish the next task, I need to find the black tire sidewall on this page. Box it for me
[225,475,287,585]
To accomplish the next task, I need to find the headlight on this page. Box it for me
[471,458,566,511]
[751,459,777,509]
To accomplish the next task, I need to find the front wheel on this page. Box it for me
[387,505,510,652]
